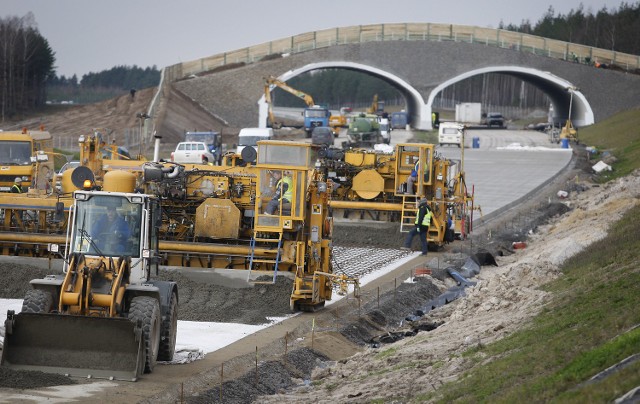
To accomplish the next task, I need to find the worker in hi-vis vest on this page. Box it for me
[402,198,432,255]
[265,170,293,215]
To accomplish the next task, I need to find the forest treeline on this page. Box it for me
[47,65,160,104]
[501,2,640,54]
[1,3,639,118]
[0,13,54,121]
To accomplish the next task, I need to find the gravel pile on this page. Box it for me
[187,347,329,404]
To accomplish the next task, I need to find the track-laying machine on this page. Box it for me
[320,143,474,246]
[141,139,354,311]
[0,134,353,312]
[1,189,178,381]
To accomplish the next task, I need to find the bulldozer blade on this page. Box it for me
[1,311,144,381]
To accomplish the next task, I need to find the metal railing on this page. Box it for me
[163,23,640,82]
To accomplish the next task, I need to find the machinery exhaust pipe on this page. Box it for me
[153,133,162,162]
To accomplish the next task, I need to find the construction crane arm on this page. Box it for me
[265,76,315,107]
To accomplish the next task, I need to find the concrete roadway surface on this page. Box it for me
[437,129,572,222]
[384,127,573,222]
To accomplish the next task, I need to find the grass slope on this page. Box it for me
[432,205,640,402]
[427,109,640,402]
[579,108,640,180]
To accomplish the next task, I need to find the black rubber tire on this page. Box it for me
[128,296,161,373]
[157,291,178,362]
[21,289,53,313]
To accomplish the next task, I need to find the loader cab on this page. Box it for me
[66,191,159,282]
[254,141,318,230]
[394,143,434,197]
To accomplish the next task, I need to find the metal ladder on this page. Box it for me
[247,232,283,284]
[400,195,419,233]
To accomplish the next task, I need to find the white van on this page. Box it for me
[438,122,463,147]
[378,117,391,145]
[237,128,274,154]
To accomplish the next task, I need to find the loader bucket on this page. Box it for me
[1,311,144,381]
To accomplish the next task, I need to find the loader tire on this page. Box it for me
[157,291,178,361]
[21,289,53,313]
[128,296,161,373]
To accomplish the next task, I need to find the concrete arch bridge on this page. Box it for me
[150,23,640,141]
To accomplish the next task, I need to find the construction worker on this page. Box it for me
[402,198,432,255]
[11,177,22,193]
[265,170,293,215]
[93,206,131,253]
[405,160,419,195]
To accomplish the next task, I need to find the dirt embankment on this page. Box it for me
[2,89,156,143]
[1,86,234,158]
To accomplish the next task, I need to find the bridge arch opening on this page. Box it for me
[258,62,429,129]
[259,64,594,131]
[427,66,594,128]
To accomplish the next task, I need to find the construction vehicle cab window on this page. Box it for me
[262,170,293,216]
[73,195,138,256]
[0,141,31,165]
[397,145,433,195]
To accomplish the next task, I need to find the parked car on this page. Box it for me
[438,122,463,147]
[171,141,215,164]
[56,160,80,190]
[311,126,334,146]
[486,112,505,128]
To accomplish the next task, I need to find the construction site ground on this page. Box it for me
[0,138,635,403]
[0,95,634,401]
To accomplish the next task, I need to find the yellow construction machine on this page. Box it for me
[321,143,474,246]
[264,76,315,129]
[0,129,147,248]
[366,94,385,116]
[141,140,354,311]
[559,119,578,143]
[1,188,178,381]
[0,137,352,312]
[264,76,333,137]
[0,127,55,193]
[328,107,352,136]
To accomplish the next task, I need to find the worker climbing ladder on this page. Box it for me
[400,195,419,233]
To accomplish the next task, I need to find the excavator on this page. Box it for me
[264,76,331,136]
[264,76,315,130]
[559,119,578,143]
[366,94,385,116]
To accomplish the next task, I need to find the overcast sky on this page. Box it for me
[2,0,630,78]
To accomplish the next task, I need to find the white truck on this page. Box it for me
[378,117,391,144]
[236,128,274,154]
[455,103,482,125]
[438,122,464,147]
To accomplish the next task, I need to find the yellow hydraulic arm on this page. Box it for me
[264,76,316,129]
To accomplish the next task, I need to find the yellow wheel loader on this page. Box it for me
[1,190,178,381]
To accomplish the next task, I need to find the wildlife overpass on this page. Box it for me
[148,23,640,141]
